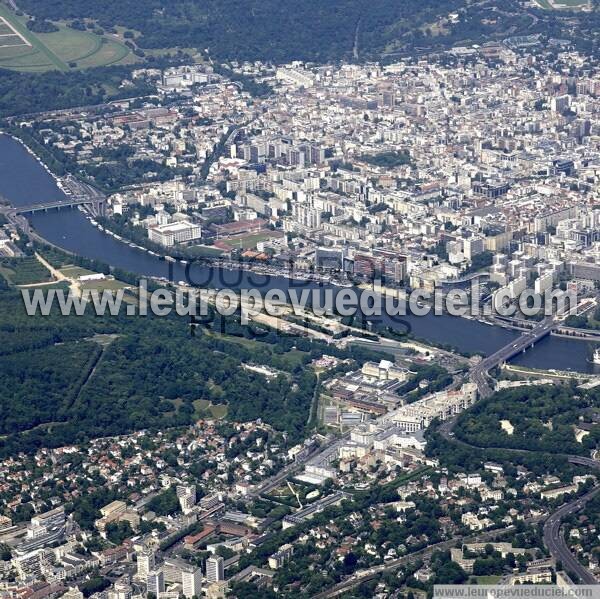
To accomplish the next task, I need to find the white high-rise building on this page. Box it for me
[181,566,202,598]
[137,549,155,579]
[148,221,202,247]
[176,484,197,515]
[147,570,165,596]
[463,236,484,260]
[206,555,224,583]
[293,204,321,229]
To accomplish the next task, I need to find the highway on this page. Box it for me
[543,482,600,585]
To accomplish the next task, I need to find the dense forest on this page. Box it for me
[0,66,156,118]
[455,384,600,456]
[16,0,588,64]
[424,381,600,479]
[0,247,391,456]
[16,0,456,61]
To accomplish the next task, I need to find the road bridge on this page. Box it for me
[15,196,104,215]
[470,317,555,397]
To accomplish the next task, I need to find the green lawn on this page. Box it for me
[60,265,96,278]
[80,279,130,292]
[0,6,130,72]
[27,281,70,291]
[206,331,310,370]
[41,27,102,65]
[187,245,226,258]
[76,38,131,68]
[193,399,228,419]
[278,348,309,369]
[0,5,68,70]
[0,265,16,287]
[0,34,24,47]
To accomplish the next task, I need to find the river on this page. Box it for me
[1,133,597,371]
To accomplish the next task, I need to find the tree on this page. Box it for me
[147,487,180,516]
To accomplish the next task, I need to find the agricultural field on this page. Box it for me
[0,5,131,72]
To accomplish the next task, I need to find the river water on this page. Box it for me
[1,133,597,371]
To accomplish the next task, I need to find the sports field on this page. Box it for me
[0,5,131,72]
[218,231,284,250]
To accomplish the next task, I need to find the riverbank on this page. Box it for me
[4,131,599,367]
[1,129,351,289]
[502,363,600,382]
[83,209,356,289]
[5,133,57,179]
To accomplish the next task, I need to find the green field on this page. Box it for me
[0,6,131,72]
[0,34,24,47]
[80,278,132,293]
[193,399,228,420]
[60,265,96,278]
[0,256,52,286]
[210,332,310,370]
[187,245,226,258]
[471,576,502,585]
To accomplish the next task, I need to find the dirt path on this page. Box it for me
[34,252,81,296]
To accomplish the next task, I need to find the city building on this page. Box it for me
[206,555,224,583]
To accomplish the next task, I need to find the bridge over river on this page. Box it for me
[470,317,555,397]
[14,195,105,216]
